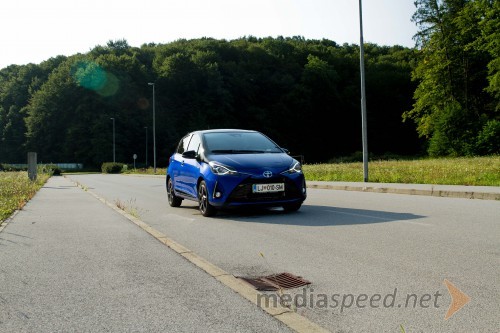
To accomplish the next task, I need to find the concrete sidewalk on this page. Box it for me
[307,181,500,200]
[0,177,295,333]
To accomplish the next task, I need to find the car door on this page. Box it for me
[182,133,202,198]
[172,134,192,196]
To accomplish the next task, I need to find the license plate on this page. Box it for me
[252,183,285,193]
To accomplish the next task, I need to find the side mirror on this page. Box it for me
[282,148,290,154]
[182,150,197,159]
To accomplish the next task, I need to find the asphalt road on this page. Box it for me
[0,176,294,333]
[45,175,500,331]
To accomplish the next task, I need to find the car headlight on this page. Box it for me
[209,161,238,175]
[282,161,302,174]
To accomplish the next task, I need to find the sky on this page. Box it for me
[0,0,418,69]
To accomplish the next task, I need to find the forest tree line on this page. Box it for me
[0,0,498,167]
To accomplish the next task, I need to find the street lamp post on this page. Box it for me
[110,117,115,163]
[148,82,157,173]
[359,0,369,182]
[144,126,148,167]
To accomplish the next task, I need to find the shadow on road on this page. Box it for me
[214,205,426,226]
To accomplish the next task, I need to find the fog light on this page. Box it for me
[215,192,222,198]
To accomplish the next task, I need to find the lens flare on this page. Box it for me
[72,60,119,96]
[137,97,150,110]
[98,72,119,97]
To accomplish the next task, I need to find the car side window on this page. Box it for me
[177,135,191,154]
[187,134,201,154]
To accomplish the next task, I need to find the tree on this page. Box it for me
[404,0,497,156]
[476,0,500,110]
[3,37,421,166]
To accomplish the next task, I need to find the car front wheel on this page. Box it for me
[198,180,216,217]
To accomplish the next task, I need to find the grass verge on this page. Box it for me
[122,167,166,175]
[120,156,499,186]
[0,171,51,222]
[304,156,500,186]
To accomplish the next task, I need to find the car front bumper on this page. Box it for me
[205,172,307,208]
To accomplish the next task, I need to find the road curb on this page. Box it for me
[66,176,330,333]
[0,209,21,233]
[307,184,500,200]
[121,173,164,178]
[114,174,500,201]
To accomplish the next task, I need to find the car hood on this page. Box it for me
[207,153,294,173]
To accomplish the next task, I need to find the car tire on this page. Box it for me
[167,178,182,207]
[283,202,302,212]
[198,180,216,217]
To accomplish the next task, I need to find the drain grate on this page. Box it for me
[238,272,311,291]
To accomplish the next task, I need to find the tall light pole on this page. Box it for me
[359,0,369,182]
[148,82,157,173]
[110,117,115,163]
[144,126,148,167]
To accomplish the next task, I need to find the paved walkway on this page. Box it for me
[307,181,500,200]
[0,176,293,333]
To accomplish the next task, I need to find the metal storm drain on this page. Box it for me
[238,272,311,291]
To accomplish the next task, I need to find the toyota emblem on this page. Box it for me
[263,171,273,178]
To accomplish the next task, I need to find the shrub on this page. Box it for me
[101,162,125,174]
[0,164,25,171]
[475,120,500,155]
[41,164,62,176]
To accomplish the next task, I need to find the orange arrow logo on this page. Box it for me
[443,279,470,320]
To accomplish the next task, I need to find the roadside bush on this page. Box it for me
[475,120,500,155]
[0,164,24,171]
[44,164,62,176]
[101,162,125,174]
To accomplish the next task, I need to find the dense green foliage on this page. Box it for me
[1,1,498,166]
[404,0,499,156]
[1,37,421,166]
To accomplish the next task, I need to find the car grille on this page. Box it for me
[226,176,302,203]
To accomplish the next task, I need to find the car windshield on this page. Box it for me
[203,132,283,154]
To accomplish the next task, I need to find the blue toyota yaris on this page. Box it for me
[166,129,307,217]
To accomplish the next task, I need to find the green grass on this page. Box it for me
[303,156,500,186]
[122,167,166,175]
[0,171,51,222]
[121,156,499,186]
